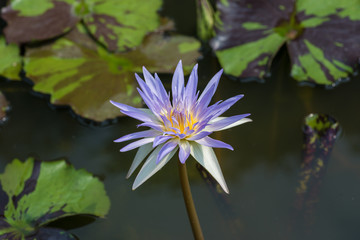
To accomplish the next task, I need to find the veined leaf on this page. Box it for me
[24,24,200,122]
[211,0,360,85]
[0,157,110,239]
[0,36,21,80]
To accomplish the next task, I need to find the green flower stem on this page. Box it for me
[178,161,204,240]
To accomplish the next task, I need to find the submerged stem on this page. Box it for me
[178,161,204,240]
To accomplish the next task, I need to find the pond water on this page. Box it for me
[1,1,360,240]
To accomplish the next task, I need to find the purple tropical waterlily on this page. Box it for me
[111,61,251,193]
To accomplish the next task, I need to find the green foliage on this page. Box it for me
[0,157,110,239]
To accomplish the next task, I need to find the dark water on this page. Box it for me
[1,1,360,239]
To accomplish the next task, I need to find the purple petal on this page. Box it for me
[114,130,159,143]
[206,114,250,132]
[153,135,173,147]
[187,131,212,140]
[157,140,178,164]
[210,94,244,119]
[185,64,198,104]
[171,60,184,104]
[142,67,158,94]
[179,141,191,163]
[110,100,154,122]
[194,84,216,115]
[137,88,162,114]
[135,74,154,100]
[137,122,164,132]
[120,138,155,152]
[155,73,171,105]
[197,69,223,104]
[196,136,233,150]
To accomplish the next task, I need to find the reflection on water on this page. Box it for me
[1,1,360,239]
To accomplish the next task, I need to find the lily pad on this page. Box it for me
[83,0,162,51]
[0,157,110,239]
[0,36,21,80]
[211,0,360,85]
[0,91,10,122]
[24,24,200,122]
[1,0,79,44]
[2,0,162,52]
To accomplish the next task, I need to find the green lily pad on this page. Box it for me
[0,36,21,80]
[211,0,360,85]
[0,157,110,240]
[24,24,200,122]
[2,0,162,52]
[0,91,10,122]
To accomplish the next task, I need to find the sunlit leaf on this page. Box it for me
[0,36,21,80]
[83,0,162,51]
[1,0,79,44]
[2,0,162,52]
[0,91,10,123]
[211,0,360,85]
[24,24,200,122]
[0,157,110,239]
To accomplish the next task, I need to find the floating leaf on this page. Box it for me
[211,0,360,85]
[1,0,79,44]
[83,0,162,51]
[0,157,110,239]
[2,0,162,52]
[24,24,200,122]
[0,91,10,123]
[0,36,21,80]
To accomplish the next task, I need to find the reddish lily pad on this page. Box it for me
[1,0,79,44]
[24,24,200,122]
[1,0,162,52]
[211,0,360,86]
[0,36,21,80]
[0,157,110,240]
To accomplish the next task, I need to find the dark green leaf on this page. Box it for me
[212,0,360,85]
[0,36,21,80]
[0,157,110,239]
[24,24,200,122]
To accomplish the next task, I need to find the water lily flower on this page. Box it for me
[111,61,251,193]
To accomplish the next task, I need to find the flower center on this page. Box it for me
[162,107,198,135]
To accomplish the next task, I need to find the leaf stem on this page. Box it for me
[178,161,204,240]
